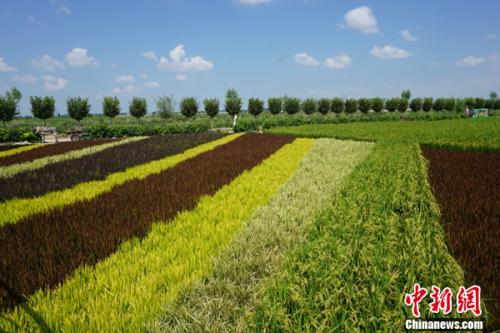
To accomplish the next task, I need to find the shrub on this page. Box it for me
[494,99,500,110]
[30,96,55,126]
[225,88,242,116]
[180,97,198,118]
[423,97,433,112]
[156,95,176,119]
[318,98,330,114]
[401,89,411,99]
[371,98,384,113]
[473,97,485,109]
[444,98,456,112]
[103,96,120,120]
[385,98,400,112]
[463,97,475,109]
[358,98,371,113]
[129,97,147,121]
[248,98,264,117]
[345,98,358,114]
[203,98,219,118]
[398,98,409,112]
[302,99,317,115]
[284,97,301,115]
[268,98,282,115]
[433,98,446,111]
[331,97,344,113]
[409,98,422,112]
[0,96,17,126]
[67,97,90,123]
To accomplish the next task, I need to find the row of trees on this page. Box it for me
[0,87,498,126]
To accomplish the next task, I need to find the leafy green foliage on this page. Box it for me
[225,88,242,116]
[248,98,264,117]
[385,97,400,112]
[67,97,90,123]
[489,91,497,100]
[267,97,282,115]
[129,97,147,120]
[371,97,384,113]
[409,98,422,112]
[283,97,300,115]
[203,98,219,118]
[444,98,456,112]
[358,98,371,113]
[180,97,199,118]
[345,98,358,113]
[474,97,485,109]
[401,89,411,99]
[398,98,409,112]
[30,96,56,126]
[494,99,500,110]
[317,98,330,115]
[103,96,120,119]
[0,95,17,126]
[302,98,317,115]
[156,95,176,119]
[423,97,433,112]
[433,98,446,111]
[330,97,344,113]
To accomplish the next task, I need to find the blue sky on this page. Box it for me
[1,0,499,115]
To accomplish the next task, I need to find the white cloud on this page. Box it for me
[486,34,496,40]
[27,16,40,23]
[344,6,378,34]
[293,52,320,66]
[42,75,68,91]
[157,45,213,72]
[57,5,71,15]
[400,29,418,42]
[370,45,412,59]
[237,0,271,5]
[64,48,99,67]
[0,57,17,72]
[144,81,160,88]
[141,51,158,61]
[112,84,141,95]
[32,55,65,71]
[429,62,441,69]
[325,53,352,69]
[110,63,120,69]
[141,73,149,80]
[456,56,485,66]
[114,75,134,83]
[11,74,38,84]
[176,73,188,81]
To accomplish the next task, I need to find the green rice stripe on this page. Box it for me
[0,144,41,158]
[0,134,241,227]
[0,138,313,332]
[154,139,374,332]
[251,143,469,331]
[0,137,146,178]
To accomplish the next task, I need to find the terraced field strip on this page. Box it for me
[0,137,145,178]
[0,138,311,333]
[0,144,41,157]
[0,138,119,167]
[250,143,469,332]
[0,133,293,311]
[0,134,240,227]
[0,133,224,202]
[268,118,500,151]
[155,139,374,332]
[422,147,499,330]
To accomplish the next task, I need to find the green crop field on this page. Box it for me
[0,117,498,332]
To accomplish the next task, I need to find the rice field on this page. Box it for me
[0,118,498,332]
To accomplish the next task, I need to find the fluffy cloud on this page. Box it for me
[114,75,134,83]
[370,45,412,59]
[237,0,271,5]
[456,56,485,66]
[176,73,188,81]
[112,84,141,94]
[324,53,352,69]
[57,5,71,15]
[144,81,160,88]
[157,45,213,72]
[11,74,38,84]
[64,48,99,67]
[293,53,320,66]
[400,29,418,42]
[141,51,157,61]
[42,75,68,91]
[344,6,378,34]
[32,55,65,71]
[0,57,17,72]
